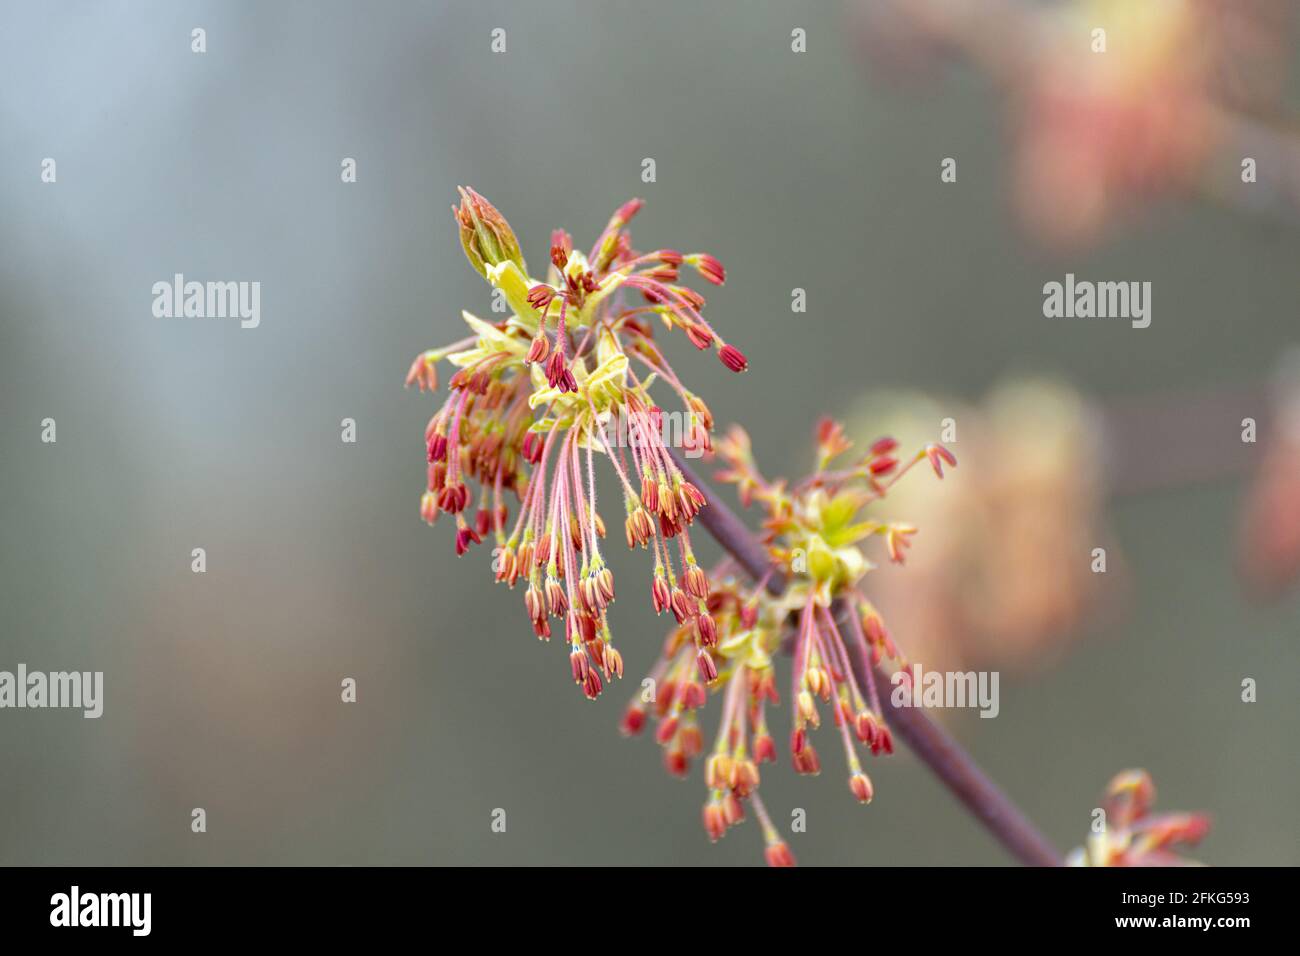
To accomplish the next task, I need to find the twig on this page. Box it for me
[671,449,1063,866]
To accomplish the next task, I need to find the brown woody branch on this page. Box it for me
[671,450,1063,866]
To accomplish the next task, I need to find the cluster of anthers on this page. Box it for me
[406,188,745,700]
[1068,770,1211,866]
[622,418,957,866]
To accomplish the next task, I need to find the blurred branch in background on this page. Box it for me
[852,0,1300,246]
[844,361,1299,679]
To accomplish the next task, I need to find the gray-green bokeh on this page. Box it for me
[1,0,1296,865]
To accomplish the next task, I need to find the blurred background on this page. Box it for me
[1,0,1296,865]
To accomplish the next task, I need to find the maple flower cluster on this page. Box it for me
[622,418,956,866]
[406,188,745,700]
[1069,770,1211,866]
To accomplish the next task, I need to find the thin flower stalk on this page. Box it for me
[625,417,972,863]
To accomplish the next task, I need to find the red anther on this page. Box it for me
[703,801,727,842]
[582,668,603,700]
[621,317,652,338]
[679,724,704,757]
[674,286,706,310]
[640,473,659,512]
[524,584,544,622]
[849,772,875,804]
[596,567,615,604]
[525,333,550,365]
[658,481,677,521]
[730,759,760,798]
[689,253,726,285]
[764,842,796,868]
[870,436,898,457]
[455,524,480,556]
[684,324,713,350]
[680,681,707,710]
[886,524,915,564]
[864,615,886,644]
[614,198,644,225]
[1155,813,1212,846]
[545,351,569,390]
[721,791,745,826]
[651,574,671,614]
[620,704,646,736]
[750,669,779,705]
[873,725,895,756]
[925,442,958,478]
[427,434,448,463]
[625,507,653,549]
[405,353,438,392]
[438,481,467,513]
[838,698,854,726]
[605,646,624,680]
[653,680,676,716]
[570,648,589,684]
[684,564,710,599]
[663,749,689,778]
[495,546,517,585]
[868,455,899,477]
[855,710,878,746]
[669,587,692,623]
[655,716,679,746]
[705,753,732,790]
[527,284,556,311]
[793,743,821,775]
[753,732,777,764]
[696,649,718,684]
[696,613,718,647]
[579,577,599,614]
[739,603,758,629]
[718,343,748,373]
[544,577,567,616]
[521,431,544,464]
[790,727,807,756]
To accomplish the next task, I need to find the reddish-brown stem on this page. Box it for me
[670,449,1063,866]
